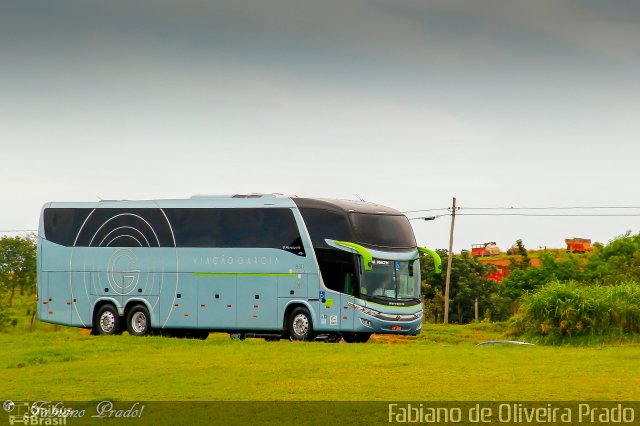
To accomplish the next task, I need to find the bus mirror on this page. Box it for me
[418,247,442,274]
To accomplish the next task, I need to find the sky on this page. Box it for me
[1,0,639,252]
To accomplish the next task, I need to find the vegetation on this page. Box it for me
[0,235,37,304]
[510,281,640,343]
[501,232,640,297]
[0,235,37,329]
[2,325,640,402]
[2,231,640,345]
[421,250,500,323]
[419,232,640,334]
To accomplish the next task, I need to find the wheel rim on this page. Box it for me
[292,313,309,337]
[131,311,147,334]
[100,311,116,333]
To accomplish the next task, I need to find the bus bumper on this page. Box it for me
[350,304,423,335]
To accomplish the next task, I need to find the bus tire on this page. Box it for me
[342,332,371,343]
[126,305,151,336]
[288,307,314,341]
[94,304,121,335]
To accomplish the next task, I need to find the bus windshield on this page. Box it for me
[360,258,421,302]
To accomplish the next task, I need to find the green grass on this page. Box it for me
[2,324,640,402]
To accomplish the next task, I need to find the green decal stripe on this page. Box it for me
[193,272,298,277]
[334,241,373,271]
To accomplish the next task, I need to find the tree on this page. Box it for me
[421,249,499,323]
[583,231,640,285]
[502,252,585,300]
[0,234,37,306]
[509,239,531,271]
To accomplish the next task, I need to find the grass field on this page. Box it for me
[2,323,640,402]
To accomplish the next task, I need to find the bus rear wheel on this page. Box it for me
[127,305,151,336]
[288,307,314,341]
[342,332,371,343]
[94,304,121,335]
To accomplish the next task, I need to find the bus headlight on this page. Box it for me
[360,318,373,328]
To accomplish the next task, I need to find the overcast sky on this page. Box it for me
[1,0,639,252]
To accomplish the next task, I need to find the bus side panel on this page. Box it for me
[37,272,49,322]
[340,294,355,332]
[318,289,342,332]
[70,272,93,327]
[307,273,342,333]
[47,272,72,325]
[91,270,124,309]
[237,276,278,329]
[40,241,73,273]
[277,274,307,298]
[162,273,198,328]
[197,275,236,330]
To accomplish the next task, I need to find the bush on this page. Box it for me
[510,281,640,340]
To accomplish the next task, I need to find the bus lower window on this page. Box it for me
[315,249,358,295]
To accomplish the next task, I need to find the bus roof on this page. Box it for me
[44,194,404,215]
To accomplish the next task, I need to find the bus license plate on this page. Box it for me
[391,325,402,331]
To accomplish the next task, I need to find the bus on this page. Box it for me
[37,194,440,342]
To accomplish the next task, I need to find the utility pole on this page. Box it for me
[444,197,456,324]
[474,298,479,322]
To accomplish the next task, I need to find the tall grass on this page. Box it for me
[510,281,640,342]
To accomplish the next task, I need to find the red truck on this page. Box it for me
[566,238,594,253]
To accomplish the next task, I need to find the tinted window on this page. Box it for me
[164,208,304,255]
[75,208,175,247]
[44,208,93,246]
[298,208,353,248]
[43,207,303,255]
[348,213,416,249]
[314,248,358,295]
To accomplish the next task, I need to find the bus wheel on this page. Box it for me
[342,332,371,343]
[94,304,120,335]
[127,305,151,336]
[288,307,314,341]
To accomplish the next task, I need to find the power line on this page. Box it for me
[0,229,37,233]
[403,205,640,214]
[460,206,640,210]
[402,207,450,213]
[408,212,640,220]
[457,213,640,217]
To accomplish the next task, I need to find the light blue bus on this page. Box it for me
[37,194,440,342]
